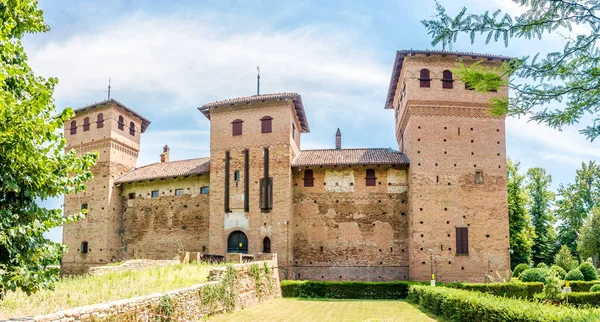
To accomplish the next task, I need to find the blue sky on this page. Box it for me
[31,0,599,242]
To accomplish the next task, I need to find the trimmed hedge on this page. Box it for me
[590,284,600,292]
[408,285,600,321]
[567,292,600,307]
[452,282,543,299]
[521,268,549,283]
[565,280,600,292]
[280,280,421,299]
[579,262,598,281]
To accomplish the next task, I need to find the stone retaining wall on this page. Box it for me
[12,256,280,321]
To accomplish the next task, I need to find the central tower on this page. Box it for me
[386,50,511,282]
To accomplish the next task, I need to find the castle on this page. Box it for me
[61,50,511,282]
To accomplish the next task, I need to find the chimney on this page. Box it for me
[335,128,341,149]
[160,145,170,163]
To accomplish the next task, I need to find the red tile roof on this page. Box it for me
[116,157,210,183]
[292,148,409,167]
[73,98,151,133]
[384,49,514,110]
[198,92,310,133]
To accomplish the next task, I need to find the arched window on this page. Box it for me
[81,241,88,254]
[442,70,453,89]
[83,117,90,131]
[263,237,271,253]
[129,122,135,136]
[366,169,376,186]
[261,116,273,133]
[303,169,314,187]
[232,119,243,136]
[227,231,248,254]
[69,120,77,135]
[118,115,124,130]
[419,69,431,88]
[97,113,104,128]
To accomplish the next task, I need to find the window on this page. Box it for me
[303,169,314,187]
[292,123,296,140]
[456,227,469,255]
[366,169,376,186]
[128,193,136,200]
[70,120,77,135]
[151,190,159,198]
[81,203,88,211]
[234,170,240,182]
[419,69,431,88]
[97,113,104,128]
[442,70,453,89]
[232,119,243,136]
[175,189,184,196]
[475,170,484,184]
[129,122,135,136]
[81,241,88,254]
[261,116,272,133]
[118,115,124,130]
[201,186,209,194]
[83,117,90,131]
[263,237,271,253]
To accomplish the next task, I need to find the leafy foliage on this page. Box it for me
[451,281,543,299]
[554,245,578,272]
[549,265,567,280]
[200,265,236,314]
[577,208,600,263]
[512,263,531,279]
[590,284,600,292]
[521,268,549,283]
[507,159,535,268]
[0,0,97,297]
[578,262,598,281]
[280,280,419,299]
[422,0,600,141]
[527,168,557,266]
[537,262,548,269]
[565,268,585,281]
[409,285,600,321]
[543,269,564,301]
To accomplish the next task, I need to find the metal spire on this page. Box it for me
[108,78,111,100]
[257,66,260,96]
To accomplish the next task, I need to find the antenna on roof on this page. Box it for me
[256,66,260,96]
[107,78,111,100]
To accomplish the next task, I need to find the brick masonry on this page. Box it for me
[62,51,510,283]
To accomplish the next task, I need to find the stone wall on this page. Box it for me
[16,258,280,322]
[292,166,410,281]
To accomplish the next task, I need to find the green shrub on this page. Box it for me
[579,262,598,281]
[520,268,548,283]
[512,263,530,279]
[590,284,600,292]
[567,292,600,307]
[451,281,542,299]
[408,285,600,321]
[280,280,420,299]
[549,265,567,280]
[542,269,563,301]
[554,245,577,271]
[536,262,548,269]
[565,281,600,292]
[565,268,585,281]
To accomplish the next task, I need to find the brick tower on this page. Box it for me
[199,93,309,278]
[61,99,150,274]
[386,50,511,282]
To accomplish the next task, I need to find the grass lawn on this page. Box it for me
[0,263,214,319]
[209,298,441,322]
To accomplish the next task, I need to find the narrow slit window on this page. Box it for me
[261,116,272,133]
[129,122,135,136]
[81,241,88,254]
[234,170,241,182]
[366,169,377,186]
[83,117,90,131]
[442,70,453,89]
[419,69,431,88]
[303,169,314,187]
[232,119,243,136]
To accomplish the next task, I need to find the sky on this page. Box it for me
[31,0,600,243]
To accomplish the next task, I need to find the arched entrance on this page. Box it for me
[263,237,271,253]
[227,231,248,254]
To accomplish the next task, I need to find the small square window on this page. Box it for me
[475,170,484,184]
[151,190,159,198]
[128,193,136,200]
[201,186,209,194]
[175,189,184,196]
[234,170,240,182]
[81,203,88,210]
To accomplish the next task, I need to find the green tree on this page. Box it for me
[526,167,557,266]
[555,161,600,259]
[0,0,96,297]
[577,207,600,265]
[554,245,577,272]
[422,0,600,141]
[507,159,536,269]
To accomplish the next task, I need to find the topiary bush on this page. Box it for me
[590,284,600,292]
[549,265,567,280]
[542,269,563,301]
[512,263,530,279]
[578,262,598,281]
[536,262,548,269]
[565,268,585,281]
[521,268,548,283]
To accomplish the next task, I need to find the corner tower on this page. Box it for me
[199,93,309,278]
[386,50,511,282]
[61,99,150,274]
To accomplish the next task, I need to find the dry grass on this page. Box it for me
[209,298,441,322]
[0,263,215,319]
